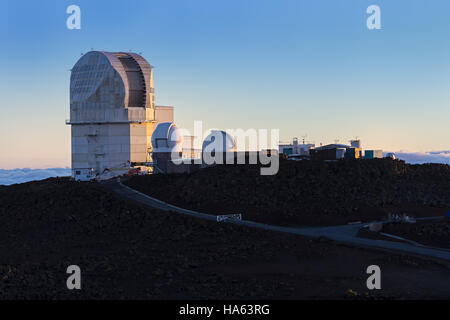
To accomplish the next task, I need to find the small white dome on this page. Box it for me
[151,122,183,153]
[202,130,236,153]
[386,152,396,160]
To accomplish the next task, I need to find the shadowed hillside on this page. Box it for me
[126,159,450,226]
[1,178,450,299]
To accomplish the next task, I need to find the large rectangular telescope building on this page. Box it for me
[67,51,172,180]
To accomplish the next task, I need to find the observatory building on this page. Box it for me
[67,51,173,180]
[150,122,201,174]
[202,130,237,165]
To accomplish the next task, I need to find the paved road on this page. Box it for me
[104,181,450,262]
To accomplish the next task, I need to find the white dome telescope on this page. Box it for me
[151,122,184,153]
[202,130,237,153]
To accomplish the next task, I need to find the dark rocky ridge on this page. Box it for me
[1,178,450,299]
[125,158,450,226]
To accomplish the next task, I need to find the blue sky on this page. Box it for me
[1,0,449,168]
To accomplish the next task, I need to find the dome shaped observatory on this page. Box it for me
[151,122,184,153]
[68,51,159,179]
[202,130,237,153]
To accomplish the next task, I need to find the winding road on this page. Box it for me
[104,181,450,262]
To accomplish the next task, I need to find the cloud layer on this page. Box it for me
[0,168,71,186]
[392,150,450,165]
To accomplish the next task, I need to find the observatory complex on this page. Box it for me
[67,50,228,180]
[67,51,174,180]
[67,51,379,180]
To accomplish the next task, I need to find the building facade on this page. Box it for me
[279,138,315,156]
[67,51,172,180]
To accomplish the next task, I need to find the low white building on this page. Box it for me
[279,138,315,156]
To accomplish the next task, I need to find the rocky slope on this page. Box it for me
[125,159,450,226]
[366,220,450,249]
[1,178,450,299]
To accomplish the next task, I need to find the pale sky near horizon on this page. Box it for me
[1,0,449,169]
